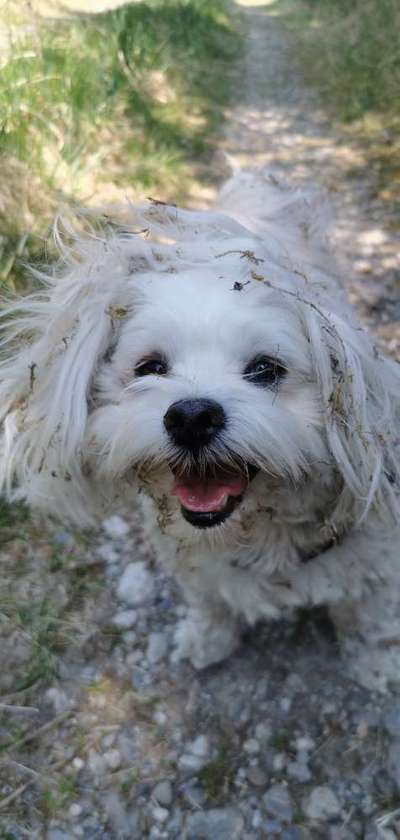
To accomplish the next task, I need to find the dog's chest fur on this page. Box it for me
[140,473,397,626]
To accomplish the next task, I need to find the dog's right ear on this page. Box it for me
[0,218,140,523]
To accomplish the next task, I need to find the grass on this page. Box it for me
[274,0,400,123]
[274,0,400,210]
[198,735,236,802]
[0,0,241,288]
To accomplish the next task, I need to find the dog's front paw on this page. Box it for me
[171,608,240,669]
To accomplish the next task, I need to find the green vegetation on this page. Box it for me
[286,0,400,124]
[0,0,240,288]
[198,741,236,801]
[40,775,79,818]
[270,728,290,750]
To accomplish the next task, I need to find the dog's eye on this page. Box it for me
[244,355,287,387]
[135,357,168,377]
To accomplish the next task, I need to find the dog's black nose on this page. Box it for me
[164,398,226,450]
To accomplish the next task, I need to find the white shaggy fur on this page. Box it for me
[1,169,400,691]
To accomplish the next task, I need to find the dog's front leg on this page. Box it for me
[330,582,400,693]
[172,597,240,669]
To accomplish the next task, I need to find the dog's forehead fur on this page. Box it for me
[117,267,311,375]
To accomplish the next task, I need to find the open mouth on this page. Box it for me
[170,464,258,529]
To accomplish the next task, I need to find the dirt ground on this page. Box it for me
[0,2,400,838]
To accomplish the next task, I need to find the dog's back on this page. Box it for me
[215,168,339,285]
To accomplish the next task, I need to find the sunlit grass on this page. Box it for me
[0,0,241,287]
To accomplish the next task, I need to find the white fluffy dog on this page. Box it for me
[1,169,400,691]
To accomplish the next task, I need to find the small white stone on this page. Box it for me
[152,805,169,823]
[188,735,210,757]
[178,753,208,773]
[243,738,260,755]
[306,786,341,820]
[280,697,291,713]
[153,780,173,807]
[154,709,168,726]
[72,757,85,771]
[272,752,286,772]
[295,736,315,752]
[117,562,155,606]
[112,609,138,629]
[254,723,271,742]
[104,749,121,771]
[103,515,130,538]
[69,803,83,819]
[147,632,168,664]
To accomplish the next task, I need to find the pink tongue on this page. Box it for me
[172,476,246,512]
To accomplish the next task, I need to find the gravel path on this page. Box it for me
[1,3,400,839]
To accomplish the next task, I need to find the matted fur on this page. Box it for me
[1,169,400,690]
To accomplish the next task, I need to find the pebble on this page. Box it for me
[96,543,119,563]
[45,687,72,714]
[152,805,169,823]
[263,820,282,835]
[112,609,138,629]
[186,807,244,840]
[153,780,173,807]
[179,734,211,770]
[72,757,85,771]
[103,749,121,771]
[272,753,286,772]
[189,735,210,756]
[244,738,260,754]
[295,736,315,752]
[246,766,268,787]
[254,723,271,742]
[103,515,130,538]
[178,753,209,773]
[117,562,155,606]
[154,709,168,726]
[69,804,83,819]
[305,786,341,820]
[287,760,312,783]
[147,632,168,664]
[47,831,73,840]
[263,784,293,823]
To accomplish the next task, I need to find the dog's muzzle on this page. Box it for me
[164,398,258,528]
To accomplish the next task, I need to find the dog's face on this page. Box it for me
[0,199,398,534]
[90,267,328,532]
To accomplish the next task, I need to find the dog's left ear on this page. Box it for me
[0,222,135,522]
[302,298,400,530]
